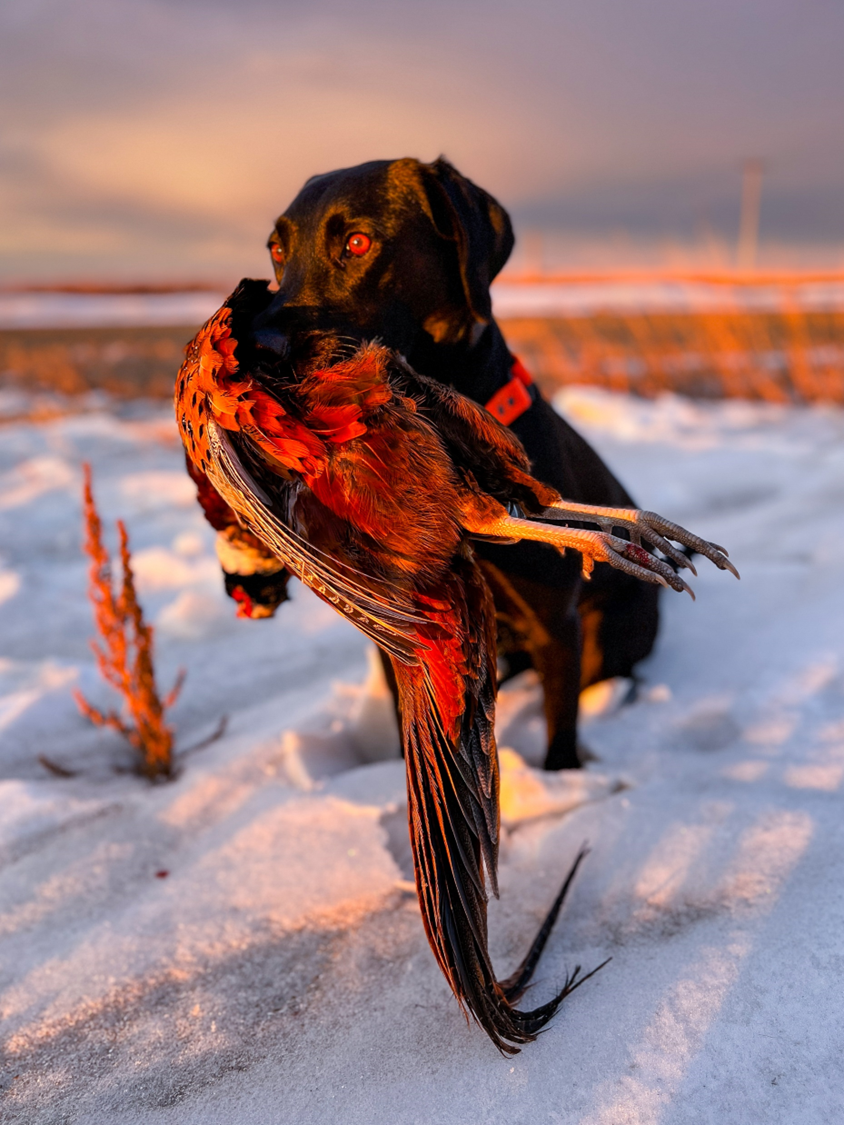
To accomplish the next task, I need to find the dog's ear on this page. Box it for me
[408,158,514,329]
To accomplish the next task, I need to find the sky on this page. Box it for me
[1,0,843,284]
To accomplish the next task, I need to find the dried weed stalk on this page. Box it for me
[74,463,183,779]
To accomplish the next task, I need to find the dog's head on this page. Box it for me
[255,158,513,360]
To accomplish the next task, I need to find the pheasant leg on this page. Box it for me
[540,500,739,579]
[466,512,697,596]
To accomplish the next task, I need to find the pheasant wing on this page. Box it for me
[206,418,428,664]
[395,365,558,513]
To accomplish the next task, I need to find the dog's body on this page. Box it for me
[246,157,659,769]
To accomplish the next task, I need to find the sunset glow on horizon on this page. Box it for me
[2,0,843,284]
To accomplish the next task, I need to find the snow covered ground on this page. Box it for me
[1,387,843,1124]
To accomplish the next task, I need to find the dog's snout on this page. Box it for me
[252,328,290,358]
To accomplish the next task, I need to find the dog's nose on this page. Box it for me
[252,328,290,358]
[250,290,293,357]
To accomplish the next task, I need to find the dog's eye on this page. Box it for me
[346,233,372,257]
[270,244,284,264]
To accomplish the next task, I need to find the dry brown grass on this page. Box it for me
[2,276,843,407]
[501,309,844,404]
[498,274,844,404]
[74,464,182,779]
[0,325,190,400]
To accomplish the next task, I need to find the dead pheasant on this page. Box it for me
[175,279,738,1052]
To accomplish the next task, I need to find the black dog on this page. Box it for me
[230,157,660,770]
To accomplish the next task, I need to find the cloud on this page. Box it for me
[2,0,843,279]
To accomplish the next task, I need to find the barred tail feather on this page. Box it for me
[393,556,599,1054]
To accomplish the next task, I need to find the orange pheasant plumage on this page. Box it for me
[175,279,738,1052]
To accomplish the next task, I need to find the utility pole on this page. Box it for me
[737,159,764,272]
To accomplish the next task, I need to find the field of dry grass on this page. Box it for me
[0,325,188,401]
[2,274,843,408]
[501,307,844,404]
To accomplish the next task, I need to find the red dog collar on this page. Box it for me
[485,356,534,427]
